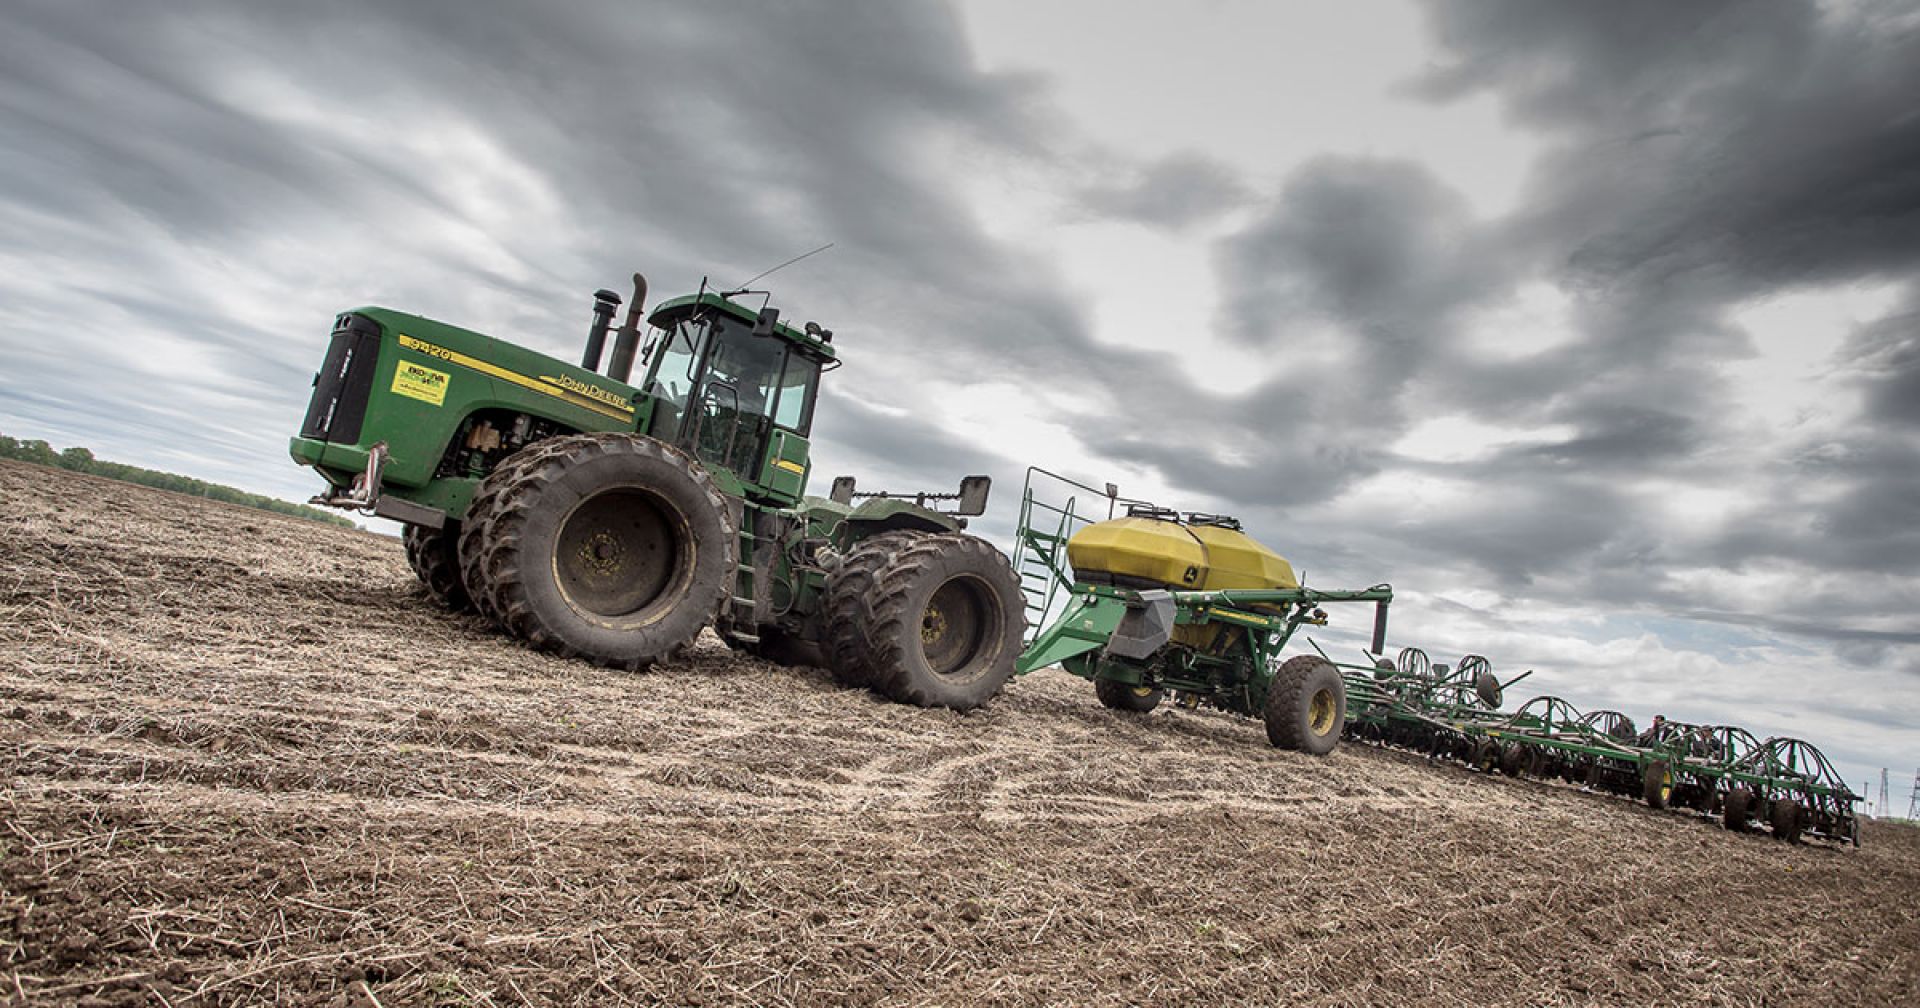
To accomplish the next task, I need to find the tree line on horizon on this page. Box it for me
[0,432,358,529]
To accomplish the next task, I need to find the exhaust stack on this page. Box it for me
[580,288,621,372]
[605,272,649,384]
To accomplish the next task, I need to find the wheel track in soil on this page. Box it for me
[3,458,1918,1007]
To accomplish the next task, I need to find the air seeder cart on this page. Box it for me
[1009,468,1393,754]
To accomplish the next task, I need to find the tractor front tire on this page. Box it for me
[458,433,734,669]
[1263,655,1345,756]
[1095,678,1164,713]
[859,533,1024,711]
[823,531,929,689]
[404,522,471,611]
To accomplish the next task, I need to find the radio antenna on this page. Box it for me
[727,242,834,295]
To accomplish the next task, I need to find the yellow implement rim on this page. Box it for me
[1309,688,1337,735]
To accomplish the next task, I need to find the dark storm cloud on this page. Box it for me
[1217,156,1509,353]
[0,0,1109,501]
[1064,157,1512,515]
[1073,152,1253,231]
[811,396,1019,495]
[1844,293,1920,429]
[1046,0,1920,675]
[1402,1,1920,592]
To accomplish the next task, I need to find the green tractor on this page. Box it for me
[291,273,1023,709]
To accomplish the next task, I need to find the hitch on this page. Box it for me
[309,442,443,527]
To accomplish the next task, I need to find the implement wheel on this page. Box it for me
[859,533,1023,711]
[1470,739,1500,773]
[1723,786,1753,831]
[822,531,927,689]
[1642,760,1674,810]
[1770,797,1803,843]
[1095,678,1164,713]
[404,521,471,611]
[1500,743,1541,778]
[1263,656,1345,756]
[458,433,734,669]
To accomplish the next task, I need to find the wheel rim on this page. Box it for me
[555,487,687,619]
[919,574,997,677]
[1131,686,1156,698]
[1308,687,1337,736]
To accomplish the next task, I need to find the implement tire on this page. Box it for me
[1095,678,1164,713]
[1500,742,1540,778]
[822,531,928,689]
[861,533,1024,711]
[404,522,471,611]
[1264,656,1345,756]
[458,433,734,669]
[1642,760,1673,809]
[1770,797,1803,843]
[1723,786,1753,831]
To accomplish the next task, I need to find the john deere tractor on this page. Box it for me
[291,273,1022,709]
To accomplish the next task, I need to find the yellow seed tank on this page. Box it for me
[1067,512,1300,652]
[1066,514,1298,595]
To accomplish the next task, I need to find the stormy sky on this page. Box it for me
[2,0,1915,803]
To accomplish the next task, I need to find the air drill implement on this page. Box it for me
[1333,645,1862,845]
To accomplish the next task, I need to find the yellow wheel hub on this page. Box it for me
[1308,688,1337,735]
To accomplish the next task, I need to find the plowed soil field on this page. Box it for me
[3,457,1916,1006]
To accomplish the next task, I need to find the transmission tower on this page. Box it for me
[1909,768,1919,821]
[1880,769,1891,817]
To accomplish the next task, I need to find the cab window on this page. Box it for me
[772,354,819,433]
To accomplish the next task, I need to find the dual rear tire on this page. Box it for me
[824,530,1024,710]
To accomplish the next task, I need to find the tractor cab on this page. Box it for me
[637,293,836,505]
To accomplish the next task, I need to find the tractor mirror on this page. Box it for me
[829,476,856,504]
[956,475,991,516]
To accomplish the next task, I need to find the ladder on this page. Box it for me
[1012,467,1137,643]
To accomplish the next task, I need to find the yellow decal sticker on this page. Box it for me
[773,458,807,475]
[392,361,450,406]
